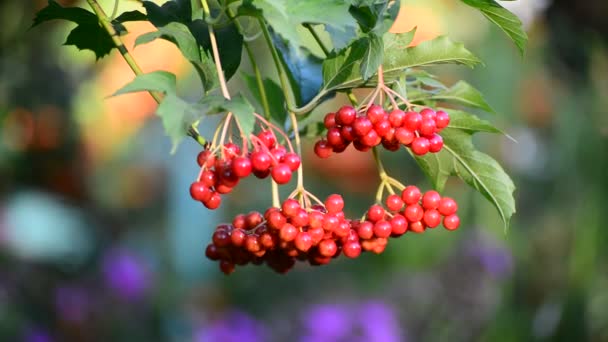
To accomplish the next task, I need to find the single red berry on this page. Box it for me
[435,110,450,129]
[353,116,373,137]
[419,118,437,137]
[443,214,460,230]
[268,211,287,230]
[324,112,337,129]
[223,142,241,158]
[404,111,422,131]
[318,239,338,257]
[259,232,277,249]
[420,108,436,120]
[411,137,430,155]
[200,170,216,187]
[270,146,287,163]
[294,232,313,252]
[353,140,371,152]
[405,204,424,222]
[325,194,345,214]
[232,214,247,229]
[366,104,385,124]
[205,244,220,260]
[438,197,458,216]
[251,151,272,171]
[332,142,349,153]
[428,134,444,153]
[326,127,344,147]
[343,242,362,258]
[212,230,231,247]
[245,234,261,253]
[388,109,406,127]
[219,260,235,275]
[401,185,421,205]
[385,194,404,212]
[283,153,301,171]
[333,221,350,237]
[230,229,247,246]
[357,221,374,239]
[245,211,263,228]
[309,211,325,229]
[340,125,355,142]
[290,209,310,227]
[190,181,211,202]
[423,209,442,228]
[279,223,298,241]
[253,169,270,179]
[390,215,408,236]
[373,220,392,238]
[336,106,357,125]
[422,190,441,210]
[271,163,292,184]
[215,183,233,194]
[322,214,340,232]
[308,227,325,244]
[231,157,252,178]
[367,204,385,222]
[197,150,215,168]
[203,192,221,209]
[219,165,239,187]
[314,140,333,158]
[408,221,425,233]
[281,199,300,217]
[374,120,392,138]
[361,129,381,147]
[258,130,277,148]
[395,127,415,145]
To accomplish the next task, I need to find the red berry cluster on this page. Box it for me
[205,189,460,274]
[314,105,450,158]
[190,130,300,209]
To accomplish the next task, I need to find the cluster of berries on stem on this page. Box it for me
[315,104,450,158]
[205,186,460,274]
[189,114,301,210]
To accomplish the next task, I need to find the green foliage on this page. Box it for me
[32,0,529,230]
[31,1,143,59]
[323,31,481,92]
[460,0,528,55]
[246,0,356,50]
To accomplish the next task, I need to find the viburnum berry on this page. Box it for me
[443,214,460,230]
[385,194,404,212]
[271,164,292,184]
[314,140,332,159]
[411,137,430,155]
[325,194,344,214]
[438,197,458,216]
[343,242,362,258]
[401,186,421,205]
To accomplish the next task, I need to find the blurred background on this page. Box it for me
[1,0,607,341]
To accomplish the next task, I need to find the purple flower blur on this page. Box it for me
[102,248,151,301]
[465,232,514,279]
[193,310,268,342]
[300,300,403,342]
[22,327,53,342]
[54,285,91,323]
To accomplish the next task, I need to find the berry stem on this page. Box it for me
[85,0,206,146]
[271,180,280,208]
[289,111,305,191]
[304,24,330,56]
[201,0,230,100]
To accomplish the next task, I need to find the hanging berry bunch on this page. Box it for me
[35,0,524,274]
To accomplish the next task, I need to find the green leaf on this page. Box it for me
[359,33,384,81]
[412,127,516,230]
[114,10,147,23]
[223,95,256,139]
[348,0,400,35]
[32,1,114,59]
[424,81,495,113]
[460,0,527,55]
[156,93,201,153]
[191,51,219,93]
[112,71,177,96]
[135,22,200,61]
[242,74,286,125]
[444,129,516,230]
[249,0,356,50]
[323,32,480,91]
